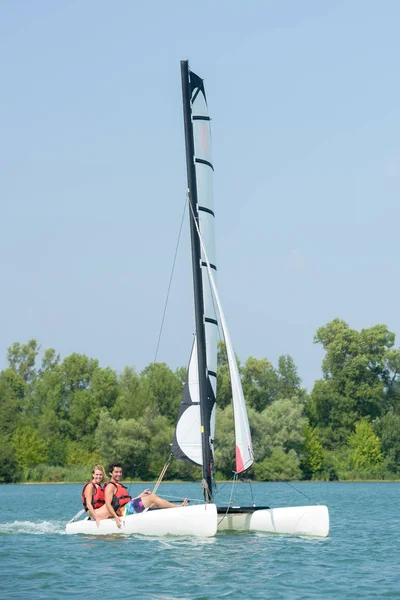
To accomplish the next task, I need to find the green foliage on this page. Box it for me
[23,464,90,483]
[140,363,182,422]
[277,355,303,399]
[348,421,383,470]
[242,354,304,412]
[309,319,400,451]
[216,341,240,409]
[242,356,278,411]
[214,405,236,474]
[250,398,307,461]
[112,367,144,419]
[376,411,400,473]
[301,426,324,479]
[95,410,119,464]
[215,398,306,480]
[12,426,49,469]
[1,325,399,483]
[0,435,19,483]
[7,339,40,383]
[253,449,301,481]
[65,441,101,467]
[95,407,175,479]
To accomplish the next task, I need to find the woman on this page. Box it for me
[81,465,106,527]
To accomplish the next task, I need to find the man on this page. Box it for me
[104,463,188,528]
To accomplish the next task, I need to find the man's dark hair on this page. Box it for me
[109,462,123,475]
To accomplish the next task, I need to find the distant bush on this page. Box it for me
[22,464,90,483]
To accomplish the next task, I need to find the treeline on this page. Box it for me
[1,318,399,483]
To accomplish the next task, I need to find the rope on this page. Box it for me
[255,467,316,504]
[248,479,256,507]
[217,473,239,525]
[138,457,172,516]
[153,198,187,364]
[151,456,172,495]
[201,479,213,503]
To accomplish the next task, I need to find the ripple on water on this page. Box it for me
[0,520,65,535]
[0,482,399,599]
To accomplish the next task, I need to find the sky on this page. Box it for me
[1,1,399,390]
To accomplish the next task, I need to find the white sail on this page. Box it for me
[173,338,217,466]
[196,226,254,473]
[172,68,217,467]
[192,73,218,401]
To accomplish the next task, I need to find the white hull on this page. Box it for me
[217,505,329,537]
[65,504,329,537]
[65,503,217,537]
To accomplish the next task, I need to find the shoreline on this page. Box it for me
[3,479,400,485]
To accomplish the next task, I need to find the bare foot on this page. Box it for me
[182,498,188,506]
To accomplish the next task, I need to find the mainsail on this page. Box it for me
[171,62,218,494]
[172,61,254,497]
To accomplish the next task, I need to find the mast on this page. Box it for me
[180,60,213,500]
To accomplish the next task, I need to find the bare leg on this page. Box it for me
[93,504,113,520]
[141,493,188,510]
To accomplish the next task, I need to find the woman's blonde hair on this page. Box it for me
[92,465,106,483]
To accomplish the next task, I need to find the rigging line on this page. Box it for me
[153,197,188,364]
[248,479,256,507]
[213,477,234,496]
[217,473,239,525]
[261,468,316,503]
[213,473,238,499]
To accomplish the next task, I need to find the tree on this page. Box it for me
[12,426,48,469]
[348,421,383,471]
[7,339,40,384]
[214,405,236,474]
[242,356,279,411]
[216,342,234,410]
[301,426,324,479]
[140,363,182,422]
[40,348,60,373]
[0,373,22,481]
[250,398,307,461]
[112,367,144,420]
[91,367,118,410]
[374,411,400,474]
[95,410,119,465]
[253,448,301,481]
[310,319,397,444]
[277,355,303,399]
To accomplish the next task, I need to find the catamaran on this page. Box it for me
[65,61,329,537]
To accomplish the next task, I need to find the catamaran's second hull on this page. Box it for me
[65,503,217,537]
[217,505,329,537]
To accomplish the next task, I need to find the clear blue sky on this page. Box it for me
[1,1,399,390]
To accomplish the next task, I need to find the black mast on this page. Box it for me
[180,60,213,501]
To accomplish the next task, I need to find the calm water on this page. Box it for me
[0,481,398,599]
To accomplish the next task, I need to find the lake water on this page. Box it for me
[0,481,398,599]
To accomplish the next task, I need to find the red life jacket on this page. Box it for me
[81,482,105,511]
[106,481,131,511]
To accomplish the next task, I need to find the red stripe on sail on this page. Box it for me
[235,445,245,473]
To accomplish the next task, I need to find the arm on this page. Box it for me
[105,483,122,528]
